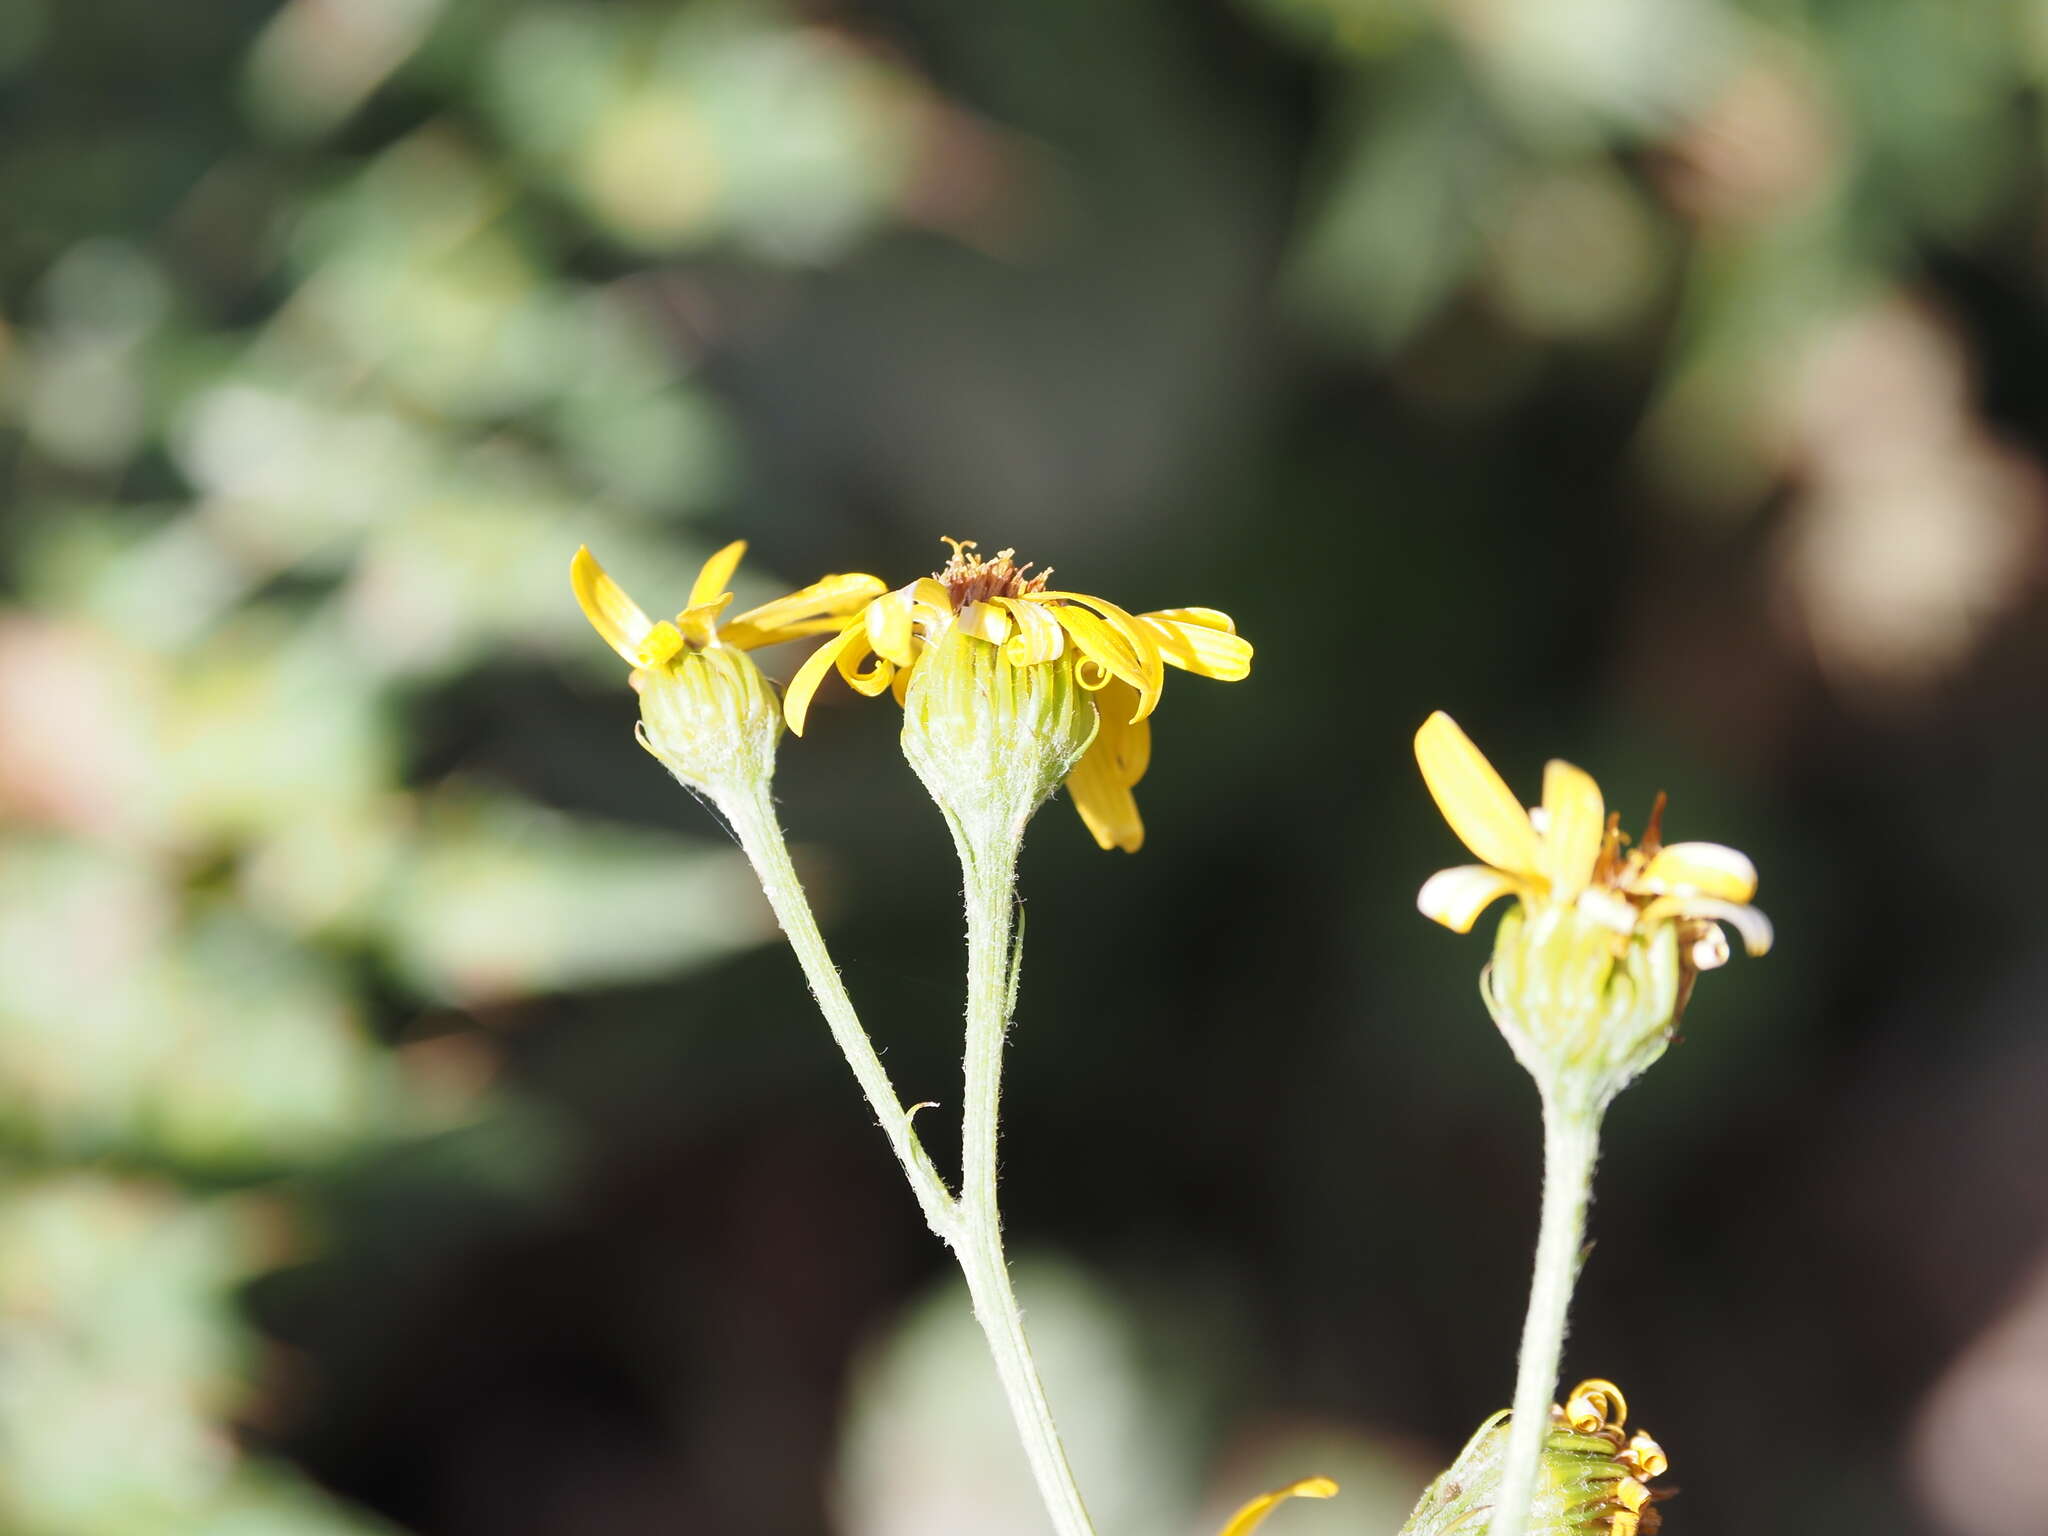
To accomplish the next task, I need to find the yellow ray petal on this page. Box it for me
[1414,713,1541,877]
[957,600,1013,645]
[1137,612,1252,680]
[865,586,918,667]
[1537,758,1604,901]
[997,597,1066,664]
[1093,680,1150,785]
[1417,864,1525,932]
[721,572,890,650]
[784,621,871,735]
[1216,1477,1340,1536]
[837,623,897,696]
[1048,602,1143,694]
[1064,727,1144,852]
[571,545,656,665]
[1638,842,1758,903]
[1043,591,1164,720]
[1145,605,1236,635]
[686,539,747,612]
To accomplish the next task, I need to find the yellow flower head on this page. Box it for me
[784,538,1252,852]
[1549,1380,1671,1536]
[571,540,886,796]
[1400,1379,1670,1536]
[1216,1476,1339,1536]
[1413,711,1771,973]
[571,540,886,676]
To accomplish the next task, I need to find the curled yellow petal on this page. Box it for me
[1138,612,1252,681]
[1216,1477,1339,1536]
[571,545,656,665]
[997,597,1066,664]
[722,571,890,649]
[1565,1379,1628,1434]
[1414,713,1541,877]
[837,623,896,696]
[1045,591,1164,720]
[1537,759,1604,902]
[865,586,919,667]
[1639,841,1758,903]
[957,600,1013,645]
[784,620,870,735]
[686,539,747,612]
[1417,865,1524,933]
[1049,603,1142,693]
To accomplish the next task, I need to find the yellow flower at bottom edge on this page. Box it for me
[571,540,886,674]
[1217,1476,1340,1536]
[782,538,1252,852]
[1412,711,1772,971]
[1400,1380,1670,1536]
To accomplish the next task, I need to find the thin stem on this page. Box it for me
[1490,1099,1601,1536]
[721,781,957,1240]
[952,827,1097,1536]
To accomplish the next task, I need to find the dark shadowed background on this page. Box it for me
[4,1,2047,1533]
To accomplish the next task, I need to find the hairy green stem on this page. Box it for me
[722,782,957,1239]
[1490,1101,1601,1536]
[727,780,1093,1535]
[952,827,1097,1536]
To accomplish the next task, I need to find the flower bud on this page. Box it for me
[899,625,1098,853]
[634,644,784,801]
[1401,1381,1670,1536]
[1483,903,1683,1116]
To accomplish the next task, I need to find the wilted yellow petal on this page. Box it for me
[686,539,747,612]
[571,545,656,665]
[1137,612,1252,680]
[1414,713,1541,877]
[1537,758,1604,901]
[1216,1477,1339,1536]
[1639,842,1758,902]
[997,597,1066,664]
[722,572,889,649]
[1065,726,1144,852]
[1417,865,1524,933]
[784,621,870,735]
